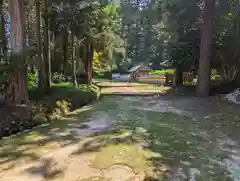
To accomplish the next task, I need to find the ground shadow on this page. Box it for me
[0,104,96,174]
[24,158,64,180]
[68,107,238,180]
[1,84,240,180]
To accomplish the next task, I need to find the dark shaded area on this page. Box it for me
[0,85,98,139]
[0,105,94,175]
[210,81,239,96]
[143,177,160,181]
[0,104,41,138]
[68,95,240,180]
[24,158,64,179]
[29,85,98,110]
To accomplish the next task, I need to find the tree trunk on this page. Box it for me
[0,0,4,63]
[0,0,7,63]
[26,5,35,72]
[175,66,183,86]
[48,30,52,85]
[72,29,77,88]
[84,41,94,84]
[196,0,215,96]
[6,0,28,103]
[62,29,68,80]
[36,0,45,90]
[43,0,50,90]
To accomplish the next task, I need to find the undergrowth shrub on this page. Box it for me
[28,72,38,89]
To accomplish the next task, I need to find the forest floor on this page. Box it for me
[1,81,240,181]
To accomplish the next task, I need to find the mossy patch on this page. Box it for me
[91,143,160,175]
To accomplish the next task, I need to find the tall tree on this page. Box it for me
[6,0,28,103]
[197,0,215,96]
[84,40,94,84]
[36,0,45,89]
[43,0,51,90]
[72,28,77,88]
[0,0,7,63]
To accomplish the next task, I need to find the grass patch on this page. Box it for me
[151,69,176,75]
[91,143,160,175]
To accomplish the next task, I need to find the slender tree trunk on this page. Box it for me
[0,0,4,63]
[175,65,183,86]
[48,30,52,85]
[196,0,215,96]
[26,6,34,72]
[6,0,28,103]
[62,29,68,80]
[84,41,94,84]
[36,0,45,90]
[72,29,77,88]
[236,0,240,38]
[0,0,6,63]
[43,0,50,90]
[1,14,7,63]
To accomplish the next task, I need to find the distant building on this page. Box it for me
[128,64,152,79]
[112,0,120,5]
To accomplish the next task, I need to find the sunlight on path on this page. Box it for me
[1,93,240,181]
[96,80,171,95]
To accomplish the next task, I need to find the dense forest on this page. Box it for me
[0,0,240,102]
[2,1,240,180]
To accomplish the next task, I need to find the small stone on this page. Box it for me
[79,123,90,129]
[135,127,147,134]
[224,88,240,104]
[236,95,240,102]
[33,113,48,123]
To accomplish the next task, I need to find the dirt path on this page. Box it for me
[96,81,170,95]
[1,81,240,181]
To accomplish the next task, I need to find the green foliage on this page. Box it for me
[151,69,176,75]
[52,73,70,83]
[0,64,11,92]
[29,83,100,114]
[28,72,38,89]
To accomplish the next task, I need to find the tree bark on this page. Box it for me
[62,29,68,80]
[84,40,94,84]
[72,29,77,88]
[6,0,28,103]
[1,13,7,63]
[0,0,7,63]
[36,0,45,90]
[196,0,215,96]
[48,30,52,85]
[175,65,183,86]
[43,0,50,90]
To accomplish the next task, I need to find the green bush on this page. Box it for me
[52,72,66,83]
[93,71,112,79]
[28,72,38,89]
[29,83,100,112]
[151,69,176,75]
[211,69,218,80]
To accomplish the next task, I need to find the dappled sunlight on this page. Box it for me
[0,103,104,173]
[96,80,172,96]
[2,94,240,180]
[23,158,64,180]
[79,96,240,180]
